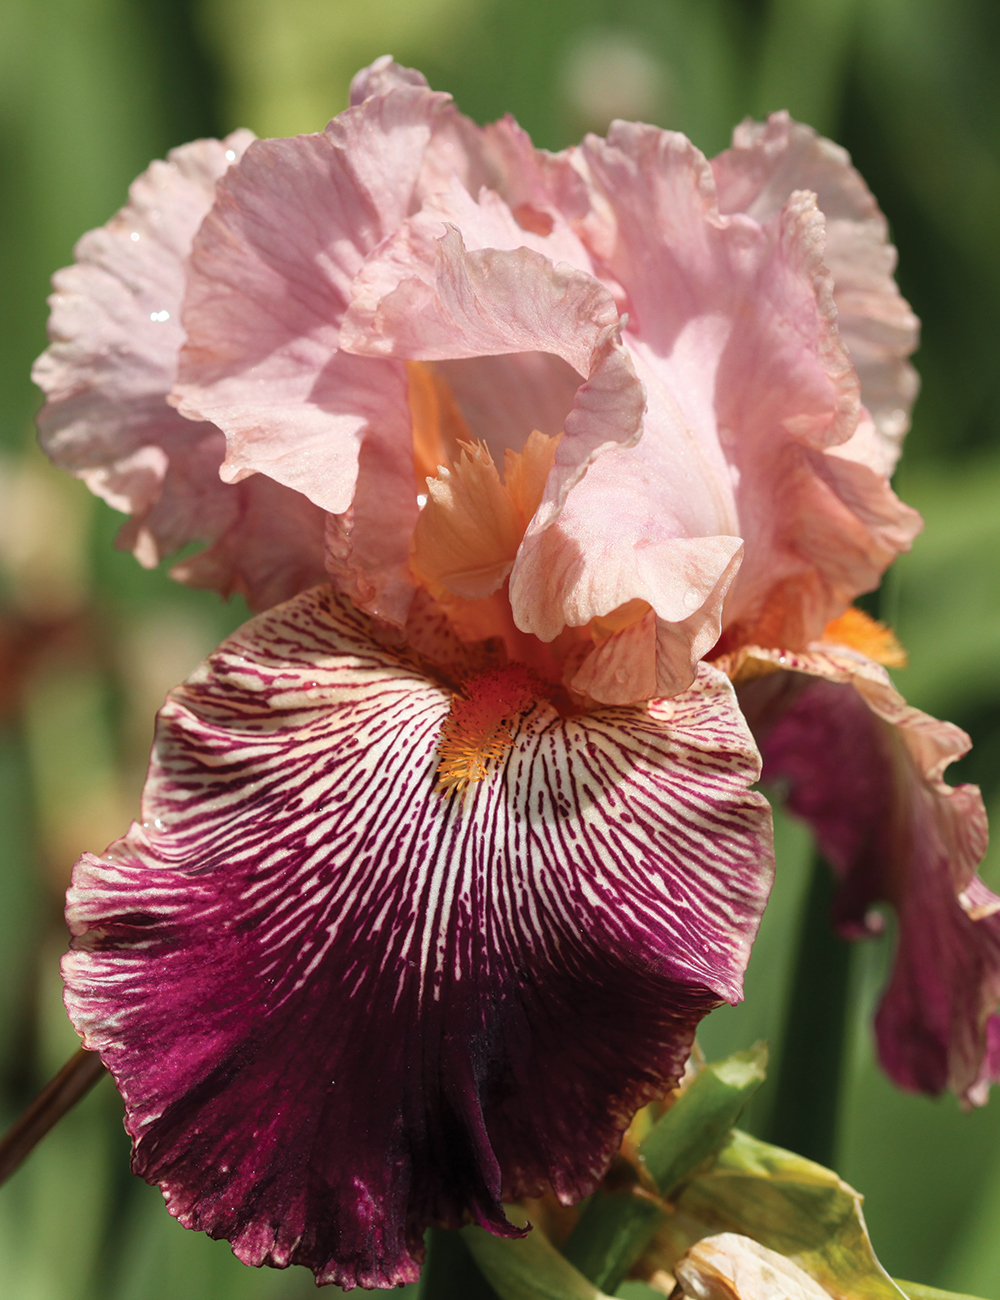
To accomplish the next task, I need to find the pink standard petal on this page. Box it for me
[567,121,919,654]
[712,112,920,474]
[32,132,327,610]
[342,185,671,689]
[172,79,509,620]
[172,82,462,516]
[734,644,996,1103]
[350,58,497,206]
[63,586,773,1288]
[342,221,643,520]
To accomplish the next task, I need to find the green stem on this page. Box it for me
[420,1227,500,1300]
[765,852,853,1168]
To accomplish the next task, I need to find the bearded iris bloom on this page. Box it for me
[32,57,994,1287]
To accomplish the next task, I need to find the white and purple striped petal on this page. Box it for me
[63,586,772,1288]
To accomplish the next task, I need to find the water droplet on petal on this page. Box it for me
[130,231,140,241]
[225,149,236,162]
[683,586,701,610]
[416,493,428,508]
[149,310,170,322]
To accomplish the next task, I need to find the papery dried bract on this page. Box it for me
[675,1233,834,1300]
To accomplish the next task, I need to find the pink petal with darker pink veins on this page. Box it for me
[736,645,996,1103]
[32,131,327,611]
[63,586,772,1288]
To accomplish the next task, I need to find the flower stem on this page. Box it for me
[420,1228,500,1300]
[0,1047,106,1186]
[765,851,853,1168]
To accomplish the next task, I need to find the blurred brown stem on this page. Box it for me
[0,1048,106,1186]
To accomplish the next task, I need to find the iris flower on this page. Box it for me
[33,58,994,1288]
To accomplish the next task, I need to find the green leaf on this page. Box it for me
[675,1129,903,1300]
[639,1044,769,1196]
[894,1282,990,1300]
[463,1207,613,1300]
[561,1188,667,1295]
[419,1228,500,1300]
[613,1285,664,1300]
[560,1046,767,1294]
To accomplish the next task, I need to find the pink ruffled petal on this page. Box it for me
[349,55,430,103]
[431,352,583,459]
[171,472,328,612]
[172,80,475,521]
[32,132,327,610]
[712,112,920,474]
[341,176,645,497]
[575,124,858,449]
[342,186,663,686]
[569,122,919,652]
[63,586,772,1287]
[731,644,996,1103]
[171,75,518,620]
[515,522,743,702]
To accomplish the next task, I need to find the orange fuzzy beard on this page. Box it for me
[436,665,543,793]
[821,606,908,668]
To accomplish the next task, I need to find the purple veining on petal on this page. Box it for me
[63,586,772,1287]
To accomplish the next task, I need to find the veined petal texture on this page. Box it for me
[63,587,773,1287]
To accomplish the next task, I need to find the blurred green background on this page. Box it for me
[1,0,1000,1295]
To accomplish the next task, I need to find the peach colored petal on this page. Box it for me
[820,606,907,668]
[503,429,561,523]
[409,433,562,646]
[407,361,471,481]
[411,442,524,600]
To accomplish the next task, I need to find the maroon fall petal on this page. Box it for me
[63,587,772,1288]
[751,670,999,1102]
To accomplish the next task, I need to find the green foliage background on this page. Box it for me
[1,0,999,1295]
